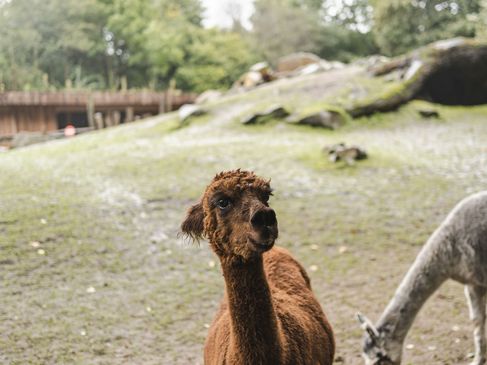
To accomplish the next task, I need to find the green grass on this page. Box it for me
[1,99,487,364]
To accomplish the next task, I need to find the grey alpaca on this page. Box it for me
[359,191,487,365]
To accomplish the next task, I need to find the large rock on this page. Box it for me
[233,62,276,89]
[353,55,391,71]
[241,105,290,125]
[195,90,223,105]
[277,52,322,73]
[233,71,264,89]
[290,110,345,129]
[249,62,275,82]
[348,38,487,117]
[291,60,345,77]
[323,143,368,164]
[178,104,206,122]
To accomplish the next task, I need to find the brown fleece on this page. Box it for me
[181,170,335,365]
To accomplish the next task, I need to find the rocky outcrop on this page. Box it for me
[241,105,290,125]
[277,52,321,72]
[233,62,276,89]
[195,90,223,105]
[348,38,487,117]
[288,110,345,129]
[178,104,206,122]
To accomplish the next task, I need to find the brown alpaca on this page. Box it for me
[181,170,335,365]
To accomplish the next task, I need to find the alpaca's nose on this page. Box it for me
[251,208,277,228]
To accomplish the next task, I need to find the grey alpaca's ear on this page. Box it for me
[357,312,380,344]
[181,202,205,242]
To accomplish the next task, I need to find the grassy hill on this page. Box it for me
[1,74,487,364]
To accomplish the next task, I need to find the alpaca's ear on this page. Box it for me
[357,312,380,344]
[181,202,205,242]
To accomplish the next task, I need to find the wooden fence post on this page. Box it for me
[87,95,95,129]
[125,107,134,123]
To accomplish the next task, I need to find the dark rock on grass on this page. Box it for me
[241,105,290,125]
[323,143,367,164]
[418,109,440,118]
[290,110,345,130]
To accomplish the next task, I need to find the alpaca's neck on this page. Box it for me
[221,255,282,365]
[377,230,451,347]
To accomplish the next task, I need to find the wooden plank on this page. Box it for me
[0,91,191,107]
[0,90,196,136]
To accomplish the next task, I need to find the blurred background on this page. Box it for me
[1,1,487,364]
[0,0,485,93]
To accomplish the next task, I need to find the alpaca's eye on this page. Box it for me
[263,191,273,203]
[217,198,231,210]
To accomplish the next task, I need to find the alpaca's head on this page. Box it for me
[358,313,402,365]
[181,170,278,261]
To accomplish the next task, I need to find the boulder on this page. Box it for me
[418,109,440,118]
[323,143,367,164]
[348,38,487,117]
[233,71,264,89]
[250,61,275,82]
[250,61,270,73]
[241,105,290,125]
[195,90,223,105]
[353,55,391,70]
[233,62,277,89]
[277,52,322,73]
[178,104,206,122]
[291,60,345,77]
[290,110,345,129]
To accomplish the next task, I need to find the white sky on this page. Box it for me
[201,0,255,29]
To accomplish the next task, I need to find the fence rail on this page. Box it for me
[0,91,196,107]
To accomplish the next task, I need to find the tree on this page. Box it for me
[321,0,373,32]
[314,25,378,62]
[475,0,487,39]
[250,0,322,65]
[109,0,254,91]
[373,0,481,56]
[0,0,109,90]
[249,0,378,63]
[317,0,378,61]
[175,29,257,92]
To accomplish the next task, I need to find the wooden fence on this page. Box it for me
[0,90,196,136]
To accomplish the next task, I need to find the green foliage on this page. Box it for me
[321,0,373,32]
[0,0,109,90]
[314,24,378,62]
[250,0,322,65]
[174,30,257,92]
[0,0,254,92]
[315,0,378,61]
[475,0,487,39]
[0,0,483,92]
[250,0,378,64]
[373,0,481,56]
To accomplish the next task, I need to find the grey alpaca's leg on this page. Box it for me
[465,285,487,365]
